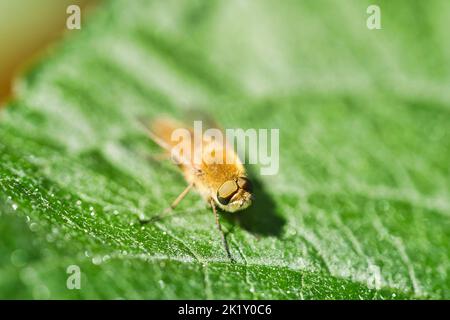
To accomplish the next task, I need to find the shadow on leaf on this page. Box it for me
[224,167,285,237]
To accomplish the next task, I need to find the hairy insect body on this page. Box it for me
[150,117,253,212]
[140,116,253,261]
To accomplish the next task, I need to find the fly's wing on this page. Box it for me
[184,108,221,131]
[184,109,244,168]
[138,115,245,175]
[137,117,173,151]
[137,117,195,167]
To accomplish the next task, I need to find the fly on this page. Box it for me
[138,117,254,261]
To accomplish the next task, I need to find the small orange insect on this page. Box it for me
[139,117,254,260]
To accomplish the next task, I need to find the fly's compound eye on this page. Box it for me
[237,177,252,192]
[217,180,238,205]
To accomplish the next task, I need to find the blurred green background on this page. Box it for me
[0,0,449,299]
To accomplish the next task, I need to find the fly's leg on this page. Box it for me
[140,182,194,224]
[210,199,235,262]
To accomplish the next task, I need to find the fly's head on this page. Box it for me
[215,176,253,212]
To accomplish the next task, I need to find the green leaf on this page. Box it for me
[1,0,449,299]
